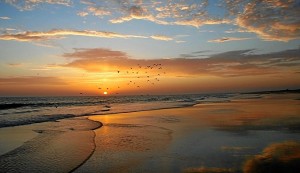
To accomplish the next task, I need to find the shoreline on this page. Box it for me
[2,92,298,129]
[0,101,196,129]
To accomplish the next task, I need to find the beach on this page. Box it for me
[1,93,300,172]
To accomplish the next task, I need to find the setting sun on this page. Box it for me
[103,91,108,95]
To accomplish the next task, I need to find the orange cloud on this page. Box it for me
[62,48,300,77]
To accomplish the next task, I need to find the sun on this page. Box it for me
[103,91,108,95]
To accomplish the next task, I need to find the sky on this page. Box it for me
[0,0,299,96]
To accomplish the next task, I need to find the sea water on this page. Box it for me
[0,94,233,128]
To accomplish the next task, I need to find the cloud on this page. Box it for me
[86,6,111,17]
[180,50,213,58]
[3,1,298,41]
[0,76,66,85]
[0,29,148,43]
[73,0,299,41]
[62,47,300,77]
[7,63,23,67]
[225,0,300,41]
[109,5,169,25]
[0,16,10,20]
[150,35,173,41]
[76,0,230,28]
[208,37,252,43]
[63,48,127,59]
[77,11,88,17]
[0,29,180,45]
[174,18,230,28]
[3,0,72,11]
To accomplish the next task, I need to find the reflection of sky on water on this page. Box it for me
[167,128,300,172]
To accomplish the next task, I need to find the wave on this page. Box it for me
[0,103,34,110]
[0,114,75,128]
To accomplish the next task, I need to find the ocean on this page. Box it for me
[0,93,234,128]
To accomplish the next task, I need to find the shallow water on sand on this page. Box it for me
[75,94,300,173]
[0,118,101,173]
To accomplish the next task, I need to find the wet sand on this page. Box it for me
[1,94,300,172]
[75,94,300,172]
[0,118,102,173]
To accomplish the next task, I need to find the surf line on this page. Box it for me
[69,119,103,173]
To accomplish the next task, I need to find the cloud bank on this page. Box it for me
[62,47,300,77]
[74,0,300,41]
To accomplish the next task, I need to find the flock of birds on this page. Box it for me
[80,63,166,95]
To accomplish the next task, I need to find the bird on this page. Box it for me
[117,71,120,73]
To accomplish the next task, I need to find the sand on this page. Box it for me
[0,118,101,173]
[1,94,300,172]
[74,94,300,173]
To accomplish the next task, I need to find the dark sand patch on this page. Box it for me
[243,141,300,173]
